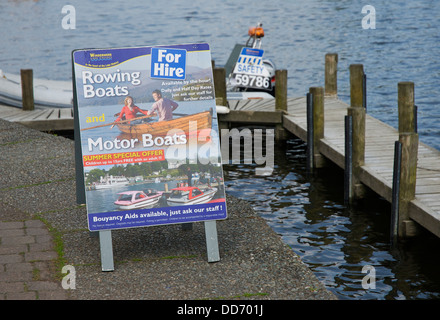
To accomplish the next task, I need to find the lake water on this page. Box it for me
[1,0,440,300]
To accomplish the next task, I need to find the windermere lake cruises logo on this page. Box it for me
[90,52,113,61]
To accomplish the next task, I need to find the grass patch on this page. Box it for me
[0,138,38,147]
[1,177,75,191]
[161,255,198,260]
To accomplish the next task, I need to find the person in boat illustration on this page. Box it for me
[111,96,149,129]
[147,89,179,122]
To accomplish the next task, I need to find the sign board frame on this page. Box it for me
[72,43,227,270]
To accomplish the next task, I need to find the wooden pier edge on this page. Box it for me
[3,56,440,240]
[217,55,440,240]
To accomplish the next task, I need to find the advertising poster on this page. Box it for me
[72,43,227,231]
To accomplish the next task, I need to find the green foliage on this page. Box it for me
[85,160,223,185]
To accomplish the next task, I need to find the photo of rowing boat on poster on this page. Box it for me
[72,43,227,231]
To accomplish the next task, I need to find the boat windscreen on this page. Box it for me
[169,190,189,200]
[118,194,132,201]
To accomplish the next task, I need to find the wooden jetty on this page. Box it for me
[0,104,74,131]
[215,56,440,240]
[0,69,74,131]
[2,59,440,240]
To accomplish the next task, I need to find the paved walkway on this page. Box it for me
[0,118,336,300]
[0,220,67,300]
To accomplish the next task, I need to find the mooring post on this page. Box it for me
[344,115,353,205]
[306,92,314,173]
[21,69,34,111]
[275,69,288,111]
[391,141,402,244]
[275,69,288,141]
[398,82,416,133]
[213,67,229,132]
[325,53,338,97]
[213,67,227,107]
[347,64,366,199]
[397,81,419,238]
[308,86,325,168]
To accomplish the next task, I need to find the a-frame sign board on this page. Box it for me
[72,43,227,271]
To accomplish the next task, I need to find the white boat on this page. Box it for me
[114,190,163,210]
[225,23,277,98]
[0,70,73,108]
[167,186,217,206]
[226,91,274,100]
[94,175,129,190]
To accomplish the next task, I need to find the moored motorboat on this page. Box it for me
[225,23,276,98]
[93,175,129,190]
[166,186,217,206]
[114,190,163,210]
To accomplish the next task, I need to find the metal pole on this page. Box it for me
[204,221,220,262]
[363,73,367,111]
[344,115,353,205]
[99,230,115,271]
[306,92,314,173]
[391,141,402,245]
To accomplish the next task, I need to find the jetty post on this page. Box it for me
[213,67,230,133]
[346,64,367,199]
[21,69,34,111]
[396,81,420,237]
[306,92,314,173]
[275,69,288,141]
[213,67,227,107]
[325,53,338,97]
[391,140,402,244]
[307,86,325,168]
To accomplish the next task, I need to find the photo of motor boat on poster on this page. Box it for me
[72,43,227,231]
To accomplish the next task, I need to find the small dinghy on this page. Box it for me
[0,70,73,108]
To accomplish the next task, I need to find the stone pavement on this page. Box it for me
[0,118,337,300]
[0,219,67,300]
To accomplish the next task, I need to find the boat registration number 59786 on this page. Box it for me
[232,73,271,89]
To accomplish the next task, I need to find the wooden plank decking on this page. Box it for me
[0,104,74,131]
[2,95,440,238]
[226,96,440,238]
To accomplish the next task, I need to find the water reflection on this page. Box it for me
[224,137,440,300]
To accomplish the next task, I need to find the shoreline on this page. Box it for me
[0,118,336,300]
